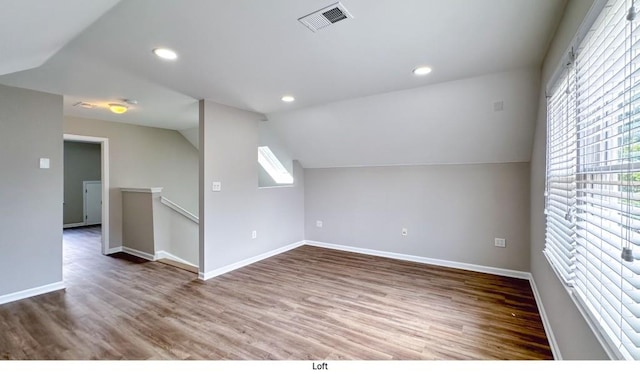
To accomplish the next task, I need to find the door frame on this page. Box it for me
[64,134,110,255]
[83,180,102,225]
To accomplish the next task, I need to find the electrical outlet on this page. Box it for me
[494,238,506,248]
[212,181,222,192]
[252,230,257,239]
[402,228,408,236]
[316,220,323,228]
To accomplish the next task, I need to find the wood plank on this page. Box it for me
[0,226,553,359]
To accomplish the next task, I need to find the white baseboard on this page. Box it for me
[63,222,87,229]
[528,275,562,360]
[156,251,197,267]
[0,281,65,305]
[121,246,155,261]
[304,240,531,280]
[199,240,305,280]
[105,246,123,255]
[110,247,196,269]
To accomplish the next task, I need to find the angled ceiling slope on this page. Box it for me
[0,0,566,122]
[0,0,121,76]
[0,0,566,167]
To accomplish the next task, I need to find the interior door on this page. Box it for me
[84,181,102,225]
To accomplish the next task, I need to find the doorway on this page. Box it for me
[63,134,110,255]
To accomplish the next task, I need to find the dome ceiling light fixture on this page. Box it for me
[109,103,128,114]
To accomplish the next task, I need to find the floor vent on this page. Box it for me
[298,2,353,32]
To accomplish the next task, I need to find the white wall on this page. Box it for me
[199,100,305,276]
[64,116,198,250]
[530,0,608,359]
[0,84,63,296]
[305,163,530,271]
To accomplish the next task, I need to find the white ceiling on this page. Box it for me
[0,0,567,165]
[269,68,541,168]
[0,0,120,75]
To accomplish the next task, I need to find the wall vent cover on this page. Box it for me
[298,2,353,32]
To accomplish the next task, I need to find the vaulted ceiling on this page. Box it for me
[0,0,568,167]
[0,0,120,76]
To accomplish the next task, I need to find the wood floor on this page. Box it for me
[0,226,552,360]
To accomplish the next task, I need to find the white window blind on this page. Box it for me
[545,0,640,360]
[545,67,577,285]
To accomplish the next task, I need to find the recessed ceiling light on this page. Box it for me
[152,48,178,60]
[281,95,295,102]
[413,66,432,76]
[109,103,128,114]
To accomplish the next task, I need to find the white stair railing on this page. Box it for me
[120,189,198,269]
[160,196,199,224]
[155,195,199,268]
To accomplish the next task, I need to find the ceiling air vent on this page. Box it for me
[72,101,95,109]
[298,2,354,32]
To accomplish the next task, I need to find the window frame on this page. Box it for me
[543,0,639,360]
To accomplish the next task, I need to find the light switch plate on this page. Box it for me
[39,158,50,169]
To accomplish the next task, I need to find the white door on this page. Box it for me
[83,181,102,225]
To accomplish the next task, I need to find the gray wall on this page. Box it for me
[305,163,530,271]
[179,127,199,149]
[154,195,199,265]
[64,116,198,250]
[530,0,608,359]
[200,100,305,274]
[121,191,156,256]
[0,84,63,296]
[63,141,101,224]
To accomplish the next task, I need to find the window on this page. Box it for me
[258,146,294,184]
[545,0,640,360]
